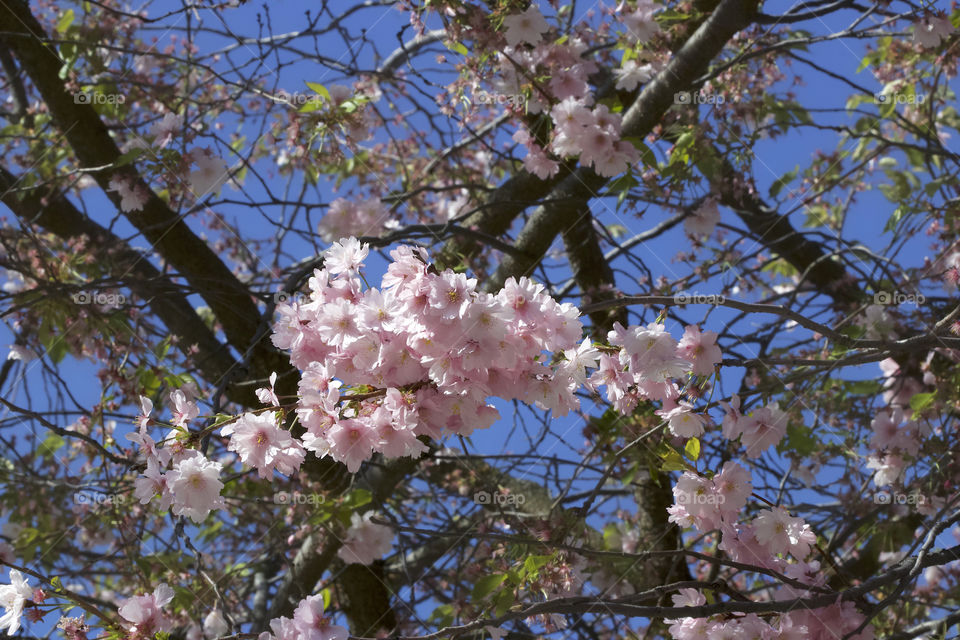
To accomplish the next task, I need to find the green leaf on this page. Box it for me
[669,131,695,166]
[884,207,906,232]
[298,100,324,114]
[305,81,330,103]
[602,523,621,549]
[341,488,372,510]
[472,573,507,600]
[684,437,700,461]
[444,40,469,56]
[781,423,817,456]
[604,172,639,209]
[59,42,78,79]
[760,257,799,277]
[56,9,75,34]
[659,449,688,472]
[910,392,936,413]
[494,589,514,617]
[172,586,195,609]
[429,603,454,625]
[847,379,881,395]
[40,433,65,458]
[522,554,552,575]
[47,338,68,364]
[116,146,147,167]
[769,166,799,198]
[845,94,874,111]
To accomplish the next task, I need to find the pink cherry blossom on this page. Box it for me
[256,372,280,406]
[134,457,174,510]
[108,176,149,212]
[869,408,920,456]
[169,388,199,428]
[621,0,661,43]
[118,583,174,637]
[722,402,788,458]
[188,148,230,197]
[614,58,662,91]
[676,325,722,376]
[562,339,601,384]
[914,15,954,48]
[0,569,34,636]
[168,451,225,522]
[659,402,705,439]
[318,198,391,243]
[683,197,720,238]
[203,609,229,639]
[752,507,815,559]
[502,6,550,47]
[324,418,379,473]
[522,143,560,179]
[322,237,369,276]
[5,345,37,362]
[866,452,905,487]
[609,321,691,382]
[712,461,752,516]
[150,112,182,148]
[222,412,305,478]
[290,595,348,640]
[337,512,394,565]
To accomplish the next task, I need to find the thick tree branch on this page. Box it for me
[0,165,252,402]
[486,0,761,291]
[366,543,960,640]
[559,205,629,331]
[0,2,288,384]
[710,154,864,309]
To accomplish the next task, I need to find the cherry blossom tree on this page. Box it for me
[0,1,959,640]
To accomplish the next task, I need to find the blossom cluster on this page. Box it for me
[222,410,306,479]
[106,113,231,213]
[542,98,641,178]
[493,16,598,115]
[271,239,721,474]
[666,465,872,639]
[489,4,662,179]
[719,394,788,458]
[667,584,872,640]
[129,392,226,523]
[117,583,174,638]
[317,197,394,243]
[590,322,720,418]
[259,594,347,640]
[337,512,394,565]
[865,406,923,487]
